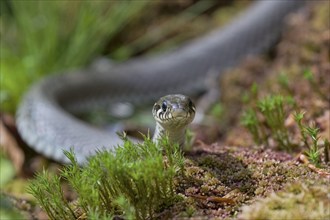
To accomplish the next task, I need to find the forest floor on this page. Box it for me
[1,1,329,219]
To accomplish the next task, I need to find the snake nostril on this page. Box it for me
[154,104,160,112]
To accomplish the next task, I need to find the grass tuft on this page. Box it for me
[1,1,148,112]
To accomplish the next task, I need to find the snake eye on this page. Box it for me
[161,101,167,112]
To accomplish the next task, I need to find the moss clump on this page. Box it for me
[241,94,296,151]
[28,134,184,220]
[238,182,330,220]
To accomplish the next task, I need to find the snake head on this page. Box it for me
[152,94,195,129]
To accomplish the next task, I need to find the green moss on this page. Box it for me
[241,94,297,151]
[239,182,330,220]
[28,134,184,220]
[196,154,255,194]
[241,92,327,166]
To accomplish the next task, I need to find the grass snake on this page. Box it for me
[16,0,305,164]
[152,94,195,147]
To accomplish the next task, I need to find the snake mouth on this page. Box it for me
[171,109,188,118]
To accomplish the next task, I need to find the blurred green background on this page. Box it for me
[0,0,249,113]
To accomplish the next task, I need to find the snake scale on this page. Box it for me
[16,0,305,164]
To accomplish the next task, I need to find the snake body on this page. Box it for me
[16,0,305,164]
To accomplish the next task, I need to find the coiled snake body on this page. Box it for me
[16,0,305,164]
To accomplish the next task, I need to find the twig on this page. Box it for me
[189,194,235,205]
[297,154,330,179]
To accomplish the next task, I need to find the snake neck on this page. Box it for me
[152,123,186,147]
